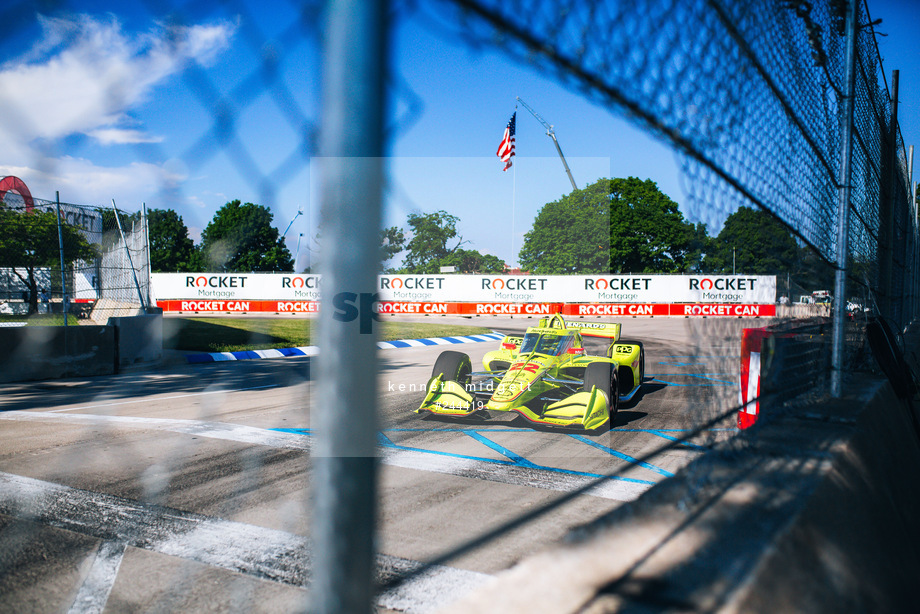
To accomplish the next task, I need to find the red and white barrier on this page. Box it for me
[738,328,770,429]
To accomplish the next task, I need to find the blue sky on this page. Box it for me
[0,0,917,270]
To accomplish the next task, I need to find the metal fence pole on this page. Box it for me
[111,199,146,311]
[831,0,858,397]
[142,203,152,309]
[312,1,387,613]
[55,191,68,326]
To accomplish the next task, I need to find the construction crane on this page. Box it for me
[282,207,304,238]
[516,96,578,191]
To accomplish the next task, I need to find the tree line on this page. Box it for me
[139,177,828,286]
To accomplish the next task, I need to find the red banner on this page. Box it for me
[562,303,670,317]
[157,300,775,317]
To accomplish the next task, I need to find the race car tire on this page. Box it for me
[618,339,644,392]
[583,362,619,425]
[432,350,472,390]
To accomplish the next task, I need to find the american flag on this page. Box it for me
[496,112,516,171]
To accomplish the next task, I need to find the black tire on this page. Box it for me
[432,351,472,389]
[617,339,645,384]
[583,362,618,425]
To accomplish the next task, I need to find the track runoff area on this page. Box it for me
[0,275,777,612]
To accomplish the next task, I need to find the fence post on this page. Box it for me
[831,0,858,397]
[111,199,146,311]
[55,191,68,326]
[312,1,388,613]
[143,203,152,309]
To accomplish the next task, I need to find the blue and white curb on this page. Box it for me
[185,332,503,364]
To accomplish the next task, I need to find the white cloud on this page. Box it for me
[87,128,165,145]
[0,14,235,146]
[0,13,235,210]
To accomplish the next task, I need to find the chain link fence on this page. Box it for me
[430,0,916,327]
[0,191,151,325]
[0,0,917,611]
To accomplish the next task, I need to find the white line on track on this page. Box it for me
[0,411,653,501]
[67,540,126,614]
[0,472,486,613]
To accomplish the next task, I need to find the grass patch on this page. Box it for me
[0,314,80,326]
[163,317,494,353]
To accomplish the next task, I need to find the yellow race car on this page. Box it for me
[417,314,644,431]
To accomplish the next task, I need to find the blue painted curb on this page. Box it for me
[185,332,504,364]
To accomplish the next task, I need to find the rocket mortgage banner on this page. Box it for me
[152,273,776,304]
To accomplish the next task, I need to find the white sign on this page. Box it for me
[152,273,321,302]
[152,273,776,304]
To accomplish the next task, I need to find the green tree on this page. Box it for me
[704,206,798,274]
[439,248,506,274]
[401,210,466,273]
[405,247,505,274]
[380,225,406,267]
[0,207,97,314]
[198,200,293,272]
[99,208,142,250]
[148,208,195,272]
[519,177,698,274]
[684,222,712,274]
[607,177,697,273]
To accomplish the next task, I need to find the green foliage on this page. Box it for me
[402,247,505,274]
[704,206,798,274]
[519,177,699,274]
[439,248,506,274]
[380,226,406,264]
[401,210,465,272]
[684,222,711,274]
[99,208,142,249]
[198,200,293,272]
[0,207,98,314]
[148,208,196,272]
[607,177,697,273]
[393,210,503,274]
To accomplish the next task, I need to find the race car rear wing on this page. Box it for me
[565,321,621,341]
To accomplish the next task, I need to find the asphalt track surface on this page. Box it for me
[0,316,766,612]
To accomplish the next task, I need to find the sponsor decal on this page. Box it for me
[584,277,652,291]
[564,304,668,316]
[380,277,445,290]
[276,301,319,313]
[377,302,450,314]
[281,275,320,289]
[186,275,248,288]
[678,304,773,317]
[509,362,540,374]
[481,277,548,290]
[179,300,251,312]
[689,277,758,291]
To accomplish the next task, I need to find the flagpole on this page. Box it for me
[511,103,518,270]
[511,159,517,269]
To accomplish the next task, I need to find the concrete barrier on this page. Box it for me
[0,325,116,383]
[439,374,920,613]
[108,313,163,368]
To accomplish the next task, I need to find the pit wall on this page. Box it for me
[439,377,920,613]
[0,313,163,383]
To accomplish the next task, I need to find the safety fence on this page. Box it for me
[370,0,920,605]
[0,1,917,613]
[0,191,151,325]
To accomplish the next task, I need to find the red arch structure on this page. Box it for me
[0,176,34,212]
